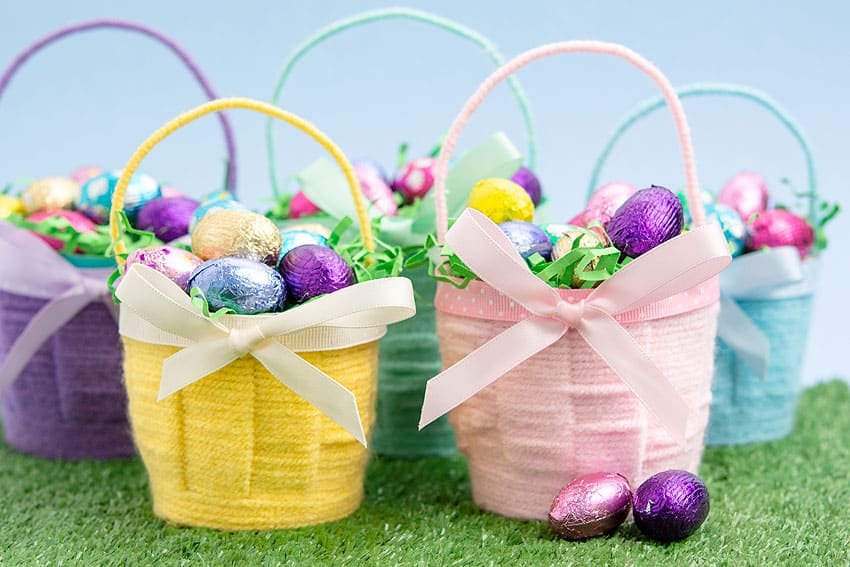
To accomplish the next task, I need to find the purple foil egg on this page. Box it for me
[499,221,553,260]
[607,185,684,257]
[747,208,814,258]
[125,245,203,291]
[633,470,710,542]
[188,257,286,315]
[136,196,200,242]
[510,166,542,206]
[583,182,637,227]
[278,244,355,304]
[718,172,769,222]
[548,472,633,541]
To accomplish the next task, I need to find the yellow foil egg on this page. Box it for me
[21,177,80,213]
[191,209,282,265]
[552,228,606,288]
[466,178,534,224]
[0,194,24,218]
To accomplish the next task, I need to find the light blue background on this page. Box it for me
[2,0,847,383]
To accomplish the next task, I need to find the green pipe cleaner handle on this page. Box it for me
[587,82,818,224]
[265,6,537,198]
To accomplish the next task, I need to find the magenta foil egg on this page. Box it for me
[278,244,355,304]
[510,166,542,206]
[633,470,710,542]
[136,196,200,243]
[607,185,684,257]
[718,172,770,222]
[125,245,203,291]
[548,472,633,541]
[392,157,436,202]
[288,191,322,219]
[747,208,815,258]
[583,181,637,227]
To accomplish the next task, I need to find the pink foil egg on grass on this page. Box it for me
[718,172,769,222]
[548,472,633,541]
[392,157,436,202]
[747,208,814,258]
[125,246,203,291]
[289,190,322,219]
[26,210,96,251]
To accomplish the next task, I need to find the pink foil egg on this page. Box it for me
[548,472,633,541]
[392,157,436,202]
[160,185,184,198]
[356,163,398,217]
[289,190,322,219]
[26,209,96,251]
[747,208,814,258]
[718,172,770,222]
[582,181,637,227]
[125,245,203,291]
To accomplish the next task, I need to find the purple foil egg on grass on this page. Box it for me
[607,185,684,257]
[136,196,200,242]
[278,244,355,304]
[188,257,286,315]
[633,470,710,542]
[548,472,633,541]
[510,166,542,206]
[125,246,203,291]
[499,221,553,260]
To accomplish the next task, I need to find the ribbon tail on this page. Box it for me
[717,294,769,379]
[579,308,690,445]
[0,289,91,394]
[419,317,565,430]
[252,342,367,447]
[159,338,237,400]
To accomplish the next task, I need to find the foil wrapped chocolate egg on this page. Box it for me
[718,172,769,222]
[188,257,286,315]
[510,166,542,206]
[288,190,322,219]
[161,185,183,198]
[78,170,161,224]
[582,181,637,227]
[633,470,710,542]
[499,221,552,260]
[467,178,534,224]
[69,166,104,185]
[26,209,96,251]
[0,194,24,218]
[552,228,606,287]
[706,203,746,257]
[136,196,200,243]
[607,185,684,258]
[392,157,436,202]
[677,189,715,225]
[354,158,390,184]
[356,163,398,216]
[125,245,203,291]
[279,229,329,259]
[278,244,354,304]
[21,177,80,214]
[192,209,282,265]
[747,208,814,258]
[190,197,247,231]
[548,472,633,541]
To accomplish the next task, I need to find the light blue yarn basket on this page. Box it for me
[588,83,821,446]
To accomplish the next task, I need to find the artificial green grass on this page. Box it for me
[0,382,848,566]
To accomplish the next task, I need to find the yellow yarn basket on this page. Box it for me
[110,98,380,530]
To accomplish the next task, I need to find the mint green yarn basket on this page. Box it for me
[589,83,822,447]
[265,8,537,457]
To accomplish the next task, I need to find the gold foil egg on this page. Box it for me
[0,194,24,218]
[21,177,80,213]
[466,178,534,224]
[552,228,606,288]
[191,209,282,265]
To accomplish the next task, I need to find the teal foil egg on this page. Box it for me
[187,257,286,315]
[279,229,329,260]
[677,189,714,226]
[706,203,746,257]
[78,169,161,224]
[190,198,247,232]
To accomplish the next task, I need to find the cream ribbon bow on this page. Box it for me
[116,264,416,446]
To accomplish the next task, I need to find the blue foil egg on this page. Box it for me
[499,221,553,261]
[279,229,329,260]
[78,169,162,224]
[187,257,286,315]
[677,189,714,226]
[706,203,746,257]
[190,198,247,231]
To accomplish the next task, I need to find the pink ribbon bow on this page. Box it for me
[0,221,116,393]
[419,209,731,444]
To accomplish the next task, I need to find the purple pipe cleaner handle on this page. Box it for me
[0,19,237,192]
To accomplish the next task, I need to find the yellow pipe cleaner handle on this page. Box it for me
[109,97,373,267]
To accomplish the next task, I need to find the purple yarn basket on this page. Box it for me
[0,291,133,460]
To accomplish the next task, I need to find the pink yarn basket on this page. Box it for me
[429,41,719,520]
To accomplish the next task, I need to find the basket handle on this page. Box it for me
[0,19,237,192]
[587,82,818,224]
[434,41,704,242]
[266,7,537,198]
[109,98,373,266]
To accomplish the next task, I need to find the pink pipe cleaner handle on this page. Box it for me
[434,41,704,242]
[0,19,237,191]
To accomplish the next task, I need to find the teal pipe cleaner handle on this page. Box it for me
[587,83,818,224]
[266,6,537,198]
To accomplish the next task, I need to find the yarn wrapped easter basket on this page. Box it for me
[589,83,832,445]
[0,19,237,460]
[110,98,416,531]
[417,42,733,521]
[265,7,537,458]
